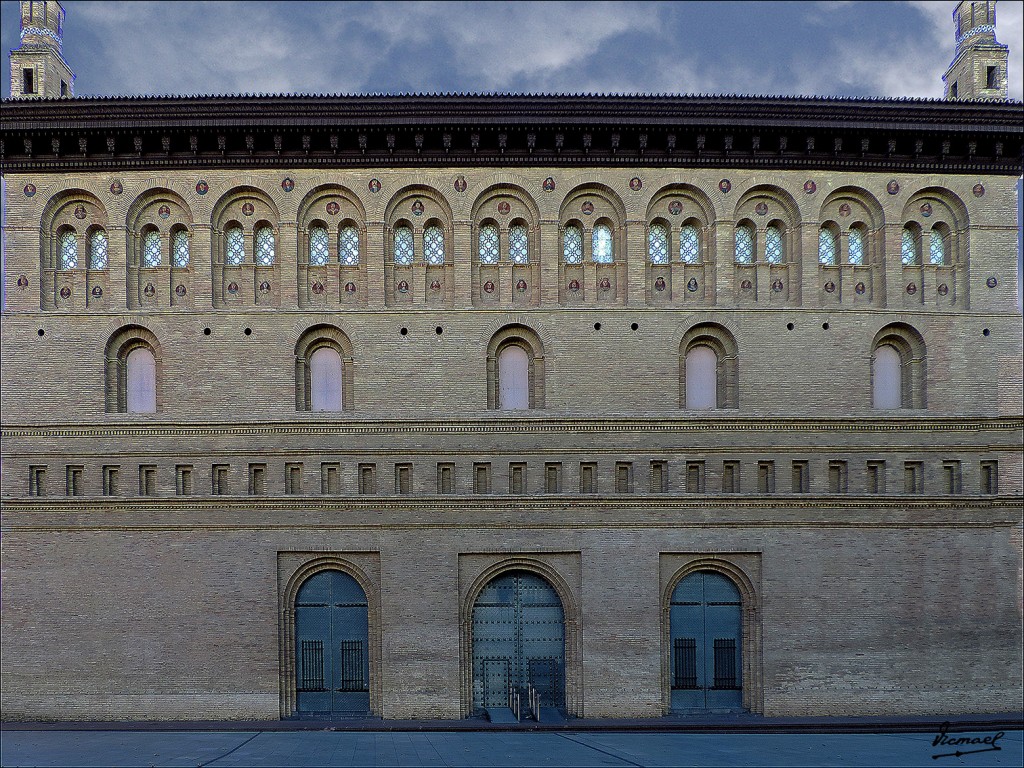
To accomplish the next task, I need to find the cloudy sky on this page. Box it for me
[2,0,1023,99]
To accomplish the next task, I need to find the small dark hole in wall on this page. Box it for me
[594,322,602,330]
[400,327,408,336]
[244,327,252,336]
[786,323,794,331]
[983,328,990,337]
[203,328,211,336]
[822,322,830,330]
[435,326,443,335]
[37,328,45,336]
[630,323,639,331]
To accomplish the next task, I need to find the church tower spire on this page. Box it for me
[9,1,75,98]
[943,1,1009,100]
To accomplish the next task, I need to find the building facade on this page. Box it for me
[1,1,1022,722]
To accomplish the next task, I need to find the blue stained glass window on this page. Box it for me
[394,226,414,265]
[848,229,864,265]
[765,225,783,264]
[510,224,529,264]
[479,223,499,264]
[89,230,108,270]
[901,227,918,265]
[929,228,946,265]
[226,226,244,265]
[818,228,837,265]
[309,227,329,266]
[593,224,613,263]
[172,230,190,268]
[59,231,78,270]
[340,226,360,265]
[649,223,669,264]
[143,231,161,267]
[255,226,275,266]
[424,226,445,265]
[734,225,753,264]
[680,225,700,264]
[563,225,583,264]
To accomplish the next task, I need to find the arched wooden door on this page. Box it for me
[471,571,565,714]
[670,570,743,712]
[294,570,370,717]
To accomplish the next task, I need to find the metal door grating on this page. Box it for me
[713,638,738,689]
[299,640,325,691]
[338,640,365,691]
[672,638,698,689]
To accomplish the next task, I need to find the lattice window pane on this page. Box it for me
[592,224,613,263]
[394,226,413,265]
[901,228,918,265]
[479,223,499,264]
[848,229,864,265]
[818,228,837,265]
[424,226,445,265]
[339,226,360,265]
[648,223,669,264]
[143,231,161,267]
[765,225,783,264]
[59,231,78,270]
[255,226,275,266]
[171,230,190,268]
[308,227,329,266]
[734,225,753,264]
[89,230,108,270]
[509,224,529,264]
[226,227,244,265]
[563,225,583,264]
[929,229,946,265]
[680,225,700,264]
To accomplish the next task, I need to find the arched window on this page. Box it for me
[734,224,753,264]
[394,226,414,265]
[563,225,583,264]
[509,223,529,265]
[818,227,837,265]
[901,227,919,266]
[339,225,360,265]
[848,227,865,265]
[929,228,947,265]
[255,225,275,266]
[685,346,718,410]
[226,226,244,265]
[679,225,700,264]
[479,223,499,264]
[89,229,108,270]
[498,345,530,410]
[126,347,157,413]
[309,226,329,266]
[172,229,190,268]
[59,230,78,270]
[649,223,669,264]
[764,225,783,264]
[309,346,343,412]
[872,345,902,409]
[142,230,161,268]
[592,224,613,263]
[424,225,445,265]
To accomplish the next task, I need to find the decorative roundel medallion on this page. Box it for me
[568,279,581,292]
[855,282,866,295]
[326,201,340,215]
[397,280,410,293]
[654,277,667,292]
[23,184,37,197]
[906,282,918,295]
[227,281,239,294]
[803,180,816,194]
[429,280,442,291]
[516,279,528,292]
[937,283,949,296]
[144,283,156,297]
[109,180,123,195]
[919,202,932,218]
[687,277,699,292]
[74,204,87,220]
[581,201,595,215]
[17,275,29,289]
[771,279,784,293]
[668,201,683,216]
[497,201,511,215]
[453,175,467,193]
[986,276,997,288]
[411,200,424,216]
[754,202,769,216]
[258,281,271,293]
[741,279,753,291]
[311,281,325,295]
[241,202,255,216]
[158,204,171,219]
[629,177,643,191]
[838,203,852,217]
[344,282,357,294]
[542,177,556,192]
[719,179,732,193]
[174,284,187,297]
[91,286,103,298]
[59,286,71,299]
[483,280,496,294]
[824,280,837,293]
[973,184,985,198]
[599,277,612,291]
[196,180,209,195]
[368,178,382,194]
[281,178,295,192]
[886,180,900,195]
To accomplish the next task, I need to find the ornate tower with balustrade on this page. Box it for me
[943,0,1009,100]
[9,0,74,99]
